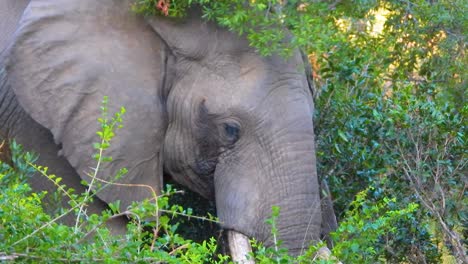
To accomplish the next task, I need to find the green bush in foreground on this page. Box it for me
[0,97,425,263]
[0,98,227,263]
[0,160,224,263]
[0,150,419,263]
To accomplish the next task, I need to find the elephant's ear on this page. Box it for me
[6,0,168,210]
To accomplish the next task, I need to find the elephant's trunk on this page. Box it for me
[268,168,322,255]
[258,124,322,254]
[215,116,322,256]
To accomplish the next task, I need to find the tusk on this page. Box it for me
[314,247,343,264]
[227,230,255,263]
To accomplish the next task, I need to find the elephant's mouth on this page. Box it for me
[227,230,255,263]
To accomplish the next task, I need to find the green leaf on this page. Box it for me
[338,130,349,142]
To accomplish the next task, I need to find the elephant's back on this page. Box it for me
[0,0,30,54]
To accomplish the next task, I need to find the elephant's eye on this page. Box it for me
[222,122,241,144]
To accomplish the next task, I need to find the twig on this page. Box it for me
[169,244,190,255]
[76,139,105,232]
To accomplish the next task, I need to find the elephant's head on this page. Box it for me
[6,0,321,254]
[148,14,322,251]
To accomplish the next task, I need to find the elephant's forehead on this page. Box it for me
[181,57,292,113]
[195,70,270,113]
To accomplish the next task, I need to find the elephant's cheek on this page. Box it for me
[163,129,209,196]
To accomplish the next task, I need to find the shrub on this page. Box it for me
[0,98,227,263]
[0,96,428,264]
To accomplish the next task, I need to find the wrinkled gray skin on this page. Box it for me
[1,0,333,254]
[0,0,29,54]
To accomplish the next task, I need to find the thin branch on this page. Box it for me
[76,140,105,232]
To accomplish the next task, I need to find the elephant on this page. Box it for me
[0,0,336,256]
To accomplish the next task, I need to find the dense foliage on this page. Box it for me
[0,98,424,263]
[0,101,227,263]
[307,1,466,262]
[0,144,226,263]
[1,0,466,262]
[0,140,419,263]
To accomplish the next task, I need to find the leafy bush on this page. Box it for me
[331,189,421,262]
[132,0,341,56]
[0,98,227,263]
[0,170,225,263]
[1,97,434,263]
[2,146,427,263]
[311,1,466,261]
